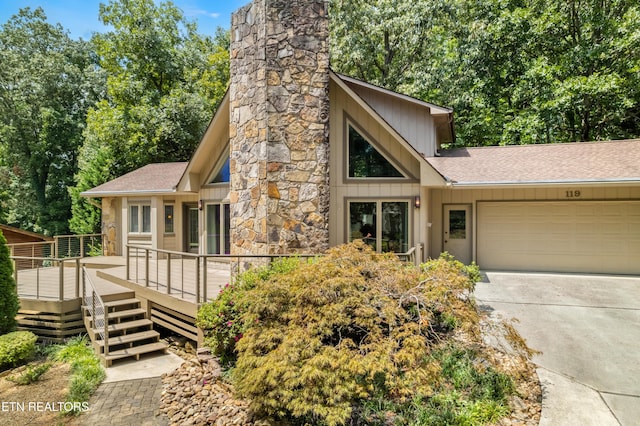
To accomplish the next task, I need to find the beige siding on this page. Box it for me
[347,84,437,157]
[429,185,640,273]
[329,80,425,253]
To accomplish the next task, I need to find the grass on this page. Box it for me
[51,335,106,416]
[356,344,514,425]
[6,362,52,385]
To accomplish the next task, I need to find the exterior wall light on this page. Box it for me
[414,196,421,209]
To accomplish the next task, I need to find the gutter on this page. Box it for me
[446,178,640,188]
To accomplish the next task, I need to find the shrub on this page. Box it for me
[231,242,481,425]
[7,362,51,385]
[0,230,20,334]
[53,335,105,415]
[0,331,37,370]
[196,257,302,366]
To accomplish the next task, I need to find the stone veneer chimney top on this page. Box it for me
[229,0,330,256]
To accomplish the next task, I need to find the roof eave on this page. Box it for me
[80,188,179,198]
[447,178,640,189]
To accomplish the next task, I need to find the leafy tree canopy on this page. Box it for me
[0,7,102,235]
[69,0,229,234]
[330,0,640,146]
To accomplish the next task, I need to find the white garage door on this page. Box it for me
[477,201,640,274]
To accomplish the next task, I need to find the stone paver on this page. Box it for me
[79,377,168,426]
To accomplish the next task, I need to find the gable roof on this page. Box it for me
[81,162,188,196]
[427,139,640,187]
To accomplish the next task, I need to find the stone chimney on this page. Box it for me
[229,0,330,256]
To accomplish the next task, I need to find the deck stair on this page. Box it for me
[82,270,166,367]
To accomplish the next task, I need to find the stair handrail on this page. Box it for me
[82,267,109,355]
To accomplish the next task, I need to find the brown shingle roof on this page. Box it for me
[82,162,188,196]
[426,139,640,186]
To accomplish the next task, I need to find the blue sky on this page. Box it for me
[0,0,249,39]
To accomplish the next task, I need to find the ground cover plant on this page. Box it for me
[198,241,530,425]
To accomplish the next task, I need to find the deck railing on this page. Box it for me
[125,245,322,304]
[8,234,105,268]
[82,267,109,354]
[54,234,104,258]
[124,244,422,304]
[11,256,81,301]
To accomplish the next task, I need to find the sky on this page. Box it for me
[0,0,249,39]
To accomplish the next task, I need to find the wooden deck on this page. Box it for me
[16,256,230,304]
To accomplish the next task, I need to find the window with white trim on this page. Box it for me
[129,204,151,233]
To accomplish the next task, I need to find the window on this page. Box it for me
[164,205,174,234]
[206,203,231,254]
[209,156,230,184]
[348,200,409,253]
[129,204,151,233]
[348,124,403,178]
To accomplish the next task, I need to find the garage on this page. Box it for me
[477,200,640,274]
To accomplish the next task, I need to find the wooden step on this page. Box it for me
[93,318,153,335]
[87,308,146,324]
[103,298,141,309]
[95,330,159,347]
[103,342,167,366]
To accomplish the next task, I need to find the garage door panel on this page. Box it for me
[477,201,640,274]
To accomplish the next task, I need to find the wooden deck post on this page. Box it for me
[145,248,150,287]
[126,245,130,281]
[166,253,171,294]
[75,258,81,298]
[195,256,200,304]
[202,256,207,303]
[59,260,64,301]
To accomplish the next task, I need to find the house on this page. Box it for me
[82,0,640,276]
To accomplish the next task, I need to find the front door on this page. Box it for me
[185,206,199,253]
[443,204,472,264]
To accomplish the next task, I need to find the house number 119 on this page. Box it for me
[565,190,581,198]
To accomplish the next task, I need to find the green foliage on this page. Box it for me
[330,0,640,145]
[0,331,37,370]
[69,0,230,232]
[197,257,302,366]
[7,362,51,385]
[356,346,513,425]
[231,242,481,425]
[0,230,19,334]
[0,7,103,235]
[52,335,105,415]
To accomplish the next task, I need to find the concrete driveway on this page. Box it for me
[474,272,640,426]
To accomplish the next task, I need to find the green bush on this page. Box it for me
[231,242,481,425]
[0,331,37,370]
[0,230,20,334]
[7,362,51,385]
[53,335,105,415]
[196,257,302,366]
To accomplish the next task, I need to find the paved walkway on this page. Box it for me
[76,352,183,426]
[79,377,168,426]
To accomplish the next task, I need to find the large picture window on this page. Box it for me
[129,204,151,233]
[206,203,231,254]
[348,124,404,178]
[348,200,409,253]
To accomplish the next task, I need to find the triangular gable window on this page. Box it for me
[348,124,404,178]
[210,157,230,184]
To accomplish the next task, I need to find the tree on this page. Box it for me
[0,230,19,334]
[329,0,640,146]
[0,7,102,235]
[69,0,230,234]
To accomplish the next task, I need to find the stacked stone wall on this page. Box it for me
[230,0,330,255]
